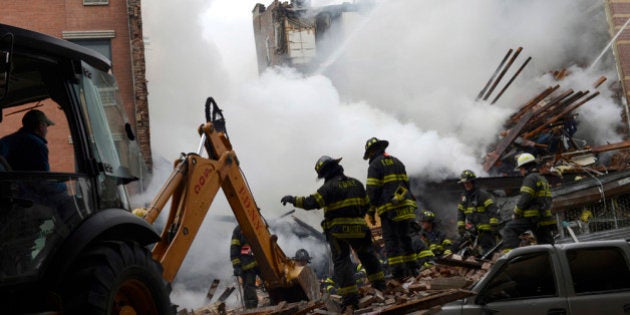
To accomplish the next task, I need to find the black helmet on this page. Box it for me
[363,137,389,160]
[457,169,476,184]
[420,210,436,223]
[294,248,311,262]
[315,155,342,178]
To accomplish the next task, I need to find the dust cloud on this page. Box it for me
[140,0,620,309]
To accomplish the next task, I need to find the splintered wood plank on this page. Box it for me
[379,289,474,314]
[483,111,534,171]
[509,85,558,125]
[437,257,483,269]
[206,279,221,301]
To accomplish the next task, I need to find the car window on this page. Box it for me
[566,247,630,294]
[480,252,556,303]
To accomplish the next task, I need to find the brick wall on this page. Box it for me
[607,0,630,109]
[0,0,152,170]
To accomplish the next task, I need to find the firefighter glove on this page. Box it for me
[233,266,243,277]
[281,195,295,206]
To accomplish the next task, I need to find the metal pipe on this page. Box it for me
[483,47,522,101]
[589,16,630,71]
[197,133,207,156]
[491,56,532,105]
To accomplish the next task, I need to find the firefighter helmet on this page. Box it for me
[294,248,312,263]
[516,152,537,169]
[363,137,389,160]
[420,210,436,223]
[457,169,476,184]
[314,155,342,178]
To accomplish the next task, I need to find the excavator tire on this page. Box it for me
[63,240,172,315]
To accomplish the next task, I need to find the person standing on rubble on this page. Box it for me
[230,225,259,309]
[502,153,556,252]
[456,170,500,256]
[281,155,386,313]
[363,137,419,280]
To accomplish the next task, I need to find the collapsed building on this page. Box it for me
[252,0,372,74]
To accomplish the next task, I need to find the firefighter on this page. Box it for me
[419,210,453,257]
[281,155,386,313]
[456,169,499,255]
[410,222,436,268]
[230,225,259,309]
[502,153,556,251]
[293,248,311,267]
[363,137,418,279]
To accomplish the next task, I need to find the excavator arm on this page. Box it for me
[139,99,320,302]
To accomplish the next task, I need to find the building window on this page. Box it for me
[69,38,112,63]
[83,0,109,5]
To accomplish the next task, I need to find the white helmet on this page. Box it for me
[516,153,536,169]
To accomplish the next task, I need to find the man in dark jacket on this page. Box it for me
[502,153,556,252]
[363,137,418,279]
[230,225,259,309]
[0,109,54,171]
[281,155,385,313]
[456,169,499,255]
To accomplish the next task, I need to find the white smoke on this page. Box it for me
[140,0,622,310]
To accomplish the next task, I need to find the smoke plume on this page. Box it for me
[140,0,620,309]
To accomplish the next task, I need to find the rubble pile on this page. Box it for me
[478,48,630,175]
[178,256,497,315]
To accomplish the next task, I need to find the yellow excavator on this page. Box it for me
[0,23,317,314]
[139,97,320,304]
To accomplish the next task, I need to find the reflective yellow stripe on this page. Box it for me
[324,197,367,211]
[383,174,408,183]
[484,198,494,207]
[367,177,382,186]
[417,250,435,259]
[457,204,465,211]
[457,221,465,227]
[520,186,535,195]
[464,207,475,214]
[542,209,552,216]
[323,217,367,228]
[476,206,485,213]
[443,239,453,246]
[337,284,359,295]
[514,206,523,215]
[538,219,556,226]
[231,239,241,246]
[314,193,325,207]
[242,261,258,270]
[367,271,385,282]
[388,255,405,265]
[231,258,240,265]
[295,196,304,208]
[376,200,417,215]
[489,218,499,224]
[477,224,491,231]
[523,209,540,217]
[402,253,417,263]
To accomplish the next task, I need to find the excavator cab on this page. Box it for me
[0,24,165,314]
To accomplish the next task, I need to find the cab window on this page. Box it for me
[480,252,556,303]
[567,247,630,294]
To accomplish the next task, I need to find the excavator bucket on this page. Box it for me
[295,265,321,301]
[268,264,321,303]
